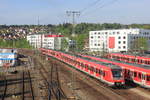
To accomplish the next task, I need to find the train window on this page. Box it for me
[99,70,102,75]
[147,76,150,81]
[96,69,99,73]
[81,63,84,67]
[132,59,135,62]
[138,73,142,79]
[134,72,137,77]
[145,61,148,64]
[86,65,88,69]
[90,67,92,71]
[93,68,95,72]
[91,67,94,71]
[112,69,122,78]
[88,66,91,70]
[103,71,105,77]
[89,66,92,71]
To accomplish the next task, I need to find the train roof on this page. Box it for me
[110,53,150,60]
[111,59,150,70]
[41,48,121,70]
[84,55,150,73]
[73,54,121,70]
[97,55,150,69]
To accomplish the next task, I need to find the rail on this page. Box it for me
[22,71,25,100]
[50,63,67,100]
[1,77,7,100]
[37,58,67,100]
[27,70,35,100]
[22,71,35,100]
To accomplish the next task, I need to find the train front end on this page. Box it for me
[111,68,125,87]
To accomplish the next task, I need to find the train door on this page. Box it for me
[85,64,88,72]
[130,70,134,79]
[124,69,130,79]
[141,73,146,85]
[146,75,150,86]
[99,69,103,79]
[90,66,94,75]
[136,72,142,83]
[96,68,99,77]
[124,69,133,80]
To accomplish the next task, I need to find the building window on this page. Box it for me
[91,36,93,39]
[98,36,100,38]
[95,44,97,46]
[118,46,121,49]
[123,46,126,49]
[98,32,100,34]
[105,32,108,35]
[95,32,97,34]
[98,44,100,46]
[123,41,126,44]
[123,36,126,39]
[117,32,120,34]
[118,41,121,44]
[118,36,121,39]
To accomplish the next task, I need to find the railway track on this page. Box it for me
[36,57,67,100]
[28,70,35,100]
[50,63,67,100]
[0,77,7,100]
[22,71,34,100]
[22,71,25,100]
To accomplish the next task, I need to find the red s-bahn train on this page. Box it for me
[40,48,125,87]
[79,54,150,88]
[107,53,150,65]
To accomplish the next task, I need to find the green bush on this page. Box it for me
[0,38,32,49]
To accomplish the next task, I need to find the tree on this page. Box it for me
[61,38,69,51]
[130,37,148,52]
[74,34,88,52]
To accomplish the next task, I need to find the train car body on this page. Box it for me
[80,54,150,88]
[0,49,18,67]
[40,48,125,87]
[107,53,150,65]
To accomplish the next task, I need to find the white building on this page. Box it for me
[27,34,64,50]
[89,29,150,52]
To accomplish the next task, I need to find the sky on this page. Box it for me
[0,0,150,25]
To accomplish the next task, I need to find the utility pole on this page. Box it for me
[37,16,40,26]
[66,11,80,37]
[66,11,80,99]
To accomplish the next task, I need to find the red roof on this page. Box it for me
[44,35,64,37]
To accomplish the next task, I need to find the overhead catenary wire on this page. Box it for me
[80,0,119,17]
[80,0,103,12]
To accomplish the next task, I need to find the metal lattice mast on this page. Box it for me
[66,11,80,37]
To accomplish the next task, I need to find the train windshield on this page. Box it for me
[112,69,122,78]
